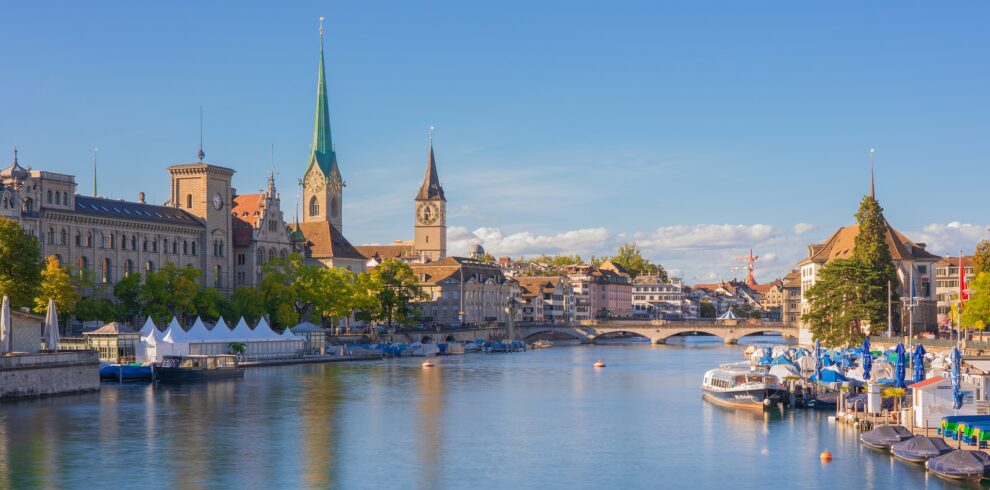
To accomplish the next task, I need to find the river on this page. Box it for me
[0,337,961,489]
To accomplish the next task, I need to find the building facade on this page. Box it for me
[934,256,976,326]
[632,275,687,320]
[411,257,513,326]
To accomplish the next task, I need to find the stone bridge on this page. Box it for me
[516,320,798,345]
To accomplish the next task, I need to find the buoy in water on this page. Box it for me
[593,360,606,368]
[820,450,832,462]
[422,361,434,368]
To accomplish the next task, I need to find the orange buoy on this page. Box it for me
[422,360,434,368]
[593,360,606,368]
[820,450,832,462]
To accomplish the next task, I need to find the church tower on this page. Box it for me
[414,132,446,261]
[301,19,343,233]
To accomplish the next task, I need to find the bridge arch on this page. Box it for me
[591,330,654,342]
[522,329,587,342]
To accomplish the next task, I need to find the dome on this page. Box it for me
[469,243,485,259]
[1,149,29,181]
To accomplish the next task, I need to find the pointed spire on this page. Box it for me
[417,126,445,201]
[12,146,17,165]
[869,148,876,199]
[307,16,337,178]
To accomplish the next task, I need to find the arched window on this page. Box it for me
[214,265,222,288]
[101,258,112,284]
[152,239,158,253]
[330,197,338,218]
[191,242,197,256]
[186,194,193,208]
[109,234,115,249]
[269,248,275,262]
[47,227,55,244]
[145,261,155,274]
[75,232,82,247]
[219,241,224,257]
[55,191,61,205]
[78,256,88,278]
[60,229,67,245]
[172,240,178,254]
[142,239,148,252]
[280,249,287,259]
[163,239,168,254]
[183,241,188,255]
[257,248,265,266]
[47,190,52,204]
[86,233,92,247]
[309,196,320,217]
[213,240,219,257]
[131,236,137,250]
[100,234,106,248]
[123,259,133,277]
[62,192,67,205]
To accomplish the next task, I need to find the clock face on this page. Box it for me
[417,202,440,225]
[212,193,223,210]
[305,172,325,192]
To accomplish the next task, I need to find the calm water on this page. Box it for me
[0,338,968,489]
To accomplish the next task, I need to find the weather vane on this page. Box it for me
[320,16,325,37]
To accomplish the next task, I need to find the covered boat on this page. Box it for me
[926,450,990,481]
[891,436,953,463]
[156,355,244,383]
[860,425,913,449]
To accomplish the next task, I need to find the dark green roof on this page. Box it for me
[306,40,338,179]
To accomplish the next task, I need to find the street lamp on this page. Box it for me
[504,296,517,342]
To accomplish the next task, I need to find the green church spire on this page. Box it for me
[308,17,338,179]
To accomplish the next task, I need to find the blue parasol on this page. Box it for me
[894,343,907,389]
[913,343,927,384]
[814,339,822,382]
[950,346,963,410]
[861,337,873,381]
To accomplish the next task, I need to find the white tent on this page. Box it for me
[185,317,211,342]
[210,317,235,341]
[44,298,60,351]
[139,317,158,337]
[231,317,255,341]
[160,327,189,356]
[280,325,299,339]
[253,318,283,340]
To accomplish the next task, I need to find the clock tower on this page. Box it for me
[167,160,234,292]
[414,135,446,261]
[301,23,343,233]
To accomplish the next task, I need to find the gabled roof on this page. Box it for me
[85,322,139,335]
[231,193,265,228]
[908,376,945,389]
[411,257,507,287]
[73,195,203,226]
[803,219,941,264]
[297,221,365,260]
[354,244,416,261]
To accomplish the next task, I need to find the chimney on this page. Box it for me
[138,192,146,204]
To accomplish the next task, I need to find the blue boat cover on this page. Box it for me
[810,368,848,383]
[927,450,990,478]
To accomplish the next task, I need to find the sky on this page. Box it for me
[2,1,988,283]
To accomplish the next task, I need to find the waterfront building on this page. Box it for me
[231,173,295,287]
[410,257,512,326]
[564,265,596,321]
[752,281,782,321]
[595,261,633,318]
[517,280,546,322]
[781,270,802,325]
[796,180,941,344]
[514,276,574,324]
[632,275,687,320]
[934,256,975,326]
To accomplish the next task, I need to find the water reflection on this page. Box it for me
[417,363,443,489]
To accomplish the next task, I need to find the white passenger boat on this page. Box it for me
[701,366,787,410]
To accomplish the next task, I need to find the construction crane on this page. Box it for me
[734,249,759,287]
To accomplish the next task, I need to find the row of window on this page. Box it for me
[44,227,200,256]
[45,189,69,206]
[65,255,226,288]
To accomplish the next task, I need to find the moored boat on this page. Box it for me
[99,363,154,382]
[926,450,990,481]
[156,355,244,383]
[700,367,786,410]
[860,425,914,450]
[891,436,953,463]
[529,340,553,349]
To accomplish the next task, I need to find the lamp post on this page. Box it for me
[504,296,517,342]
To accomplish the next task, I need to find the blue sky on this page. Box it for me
[2,1,988,282]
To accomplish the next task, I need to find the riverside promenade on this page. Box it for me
[0,351,100,400]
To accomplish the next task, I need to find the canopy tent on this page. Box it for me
[209,317,236,341]
[138,317,158,337]
[44,298,60,351]
[717,309,741,320]
[810,366,849,384]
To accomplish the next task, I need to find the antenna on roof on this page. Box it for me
[198,106,206,162]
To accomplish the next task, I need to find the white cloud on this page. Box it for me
[448,226,612,258]
[634,224,775,251]
[793,223,814,235]
[910,222,990,257]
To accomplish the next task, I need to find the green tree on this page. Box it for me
[0,217,42,308]
[194,287,224,322]
[607,243,667,280]
[801,258,886,346]
[34,255,79,319]
[356,259,424,328]
[140,263,202,326]
[232,287,266,325]
[974,240,990,275]
[851,195,900,328]
[699,301,716,319]
[74,297,117,323]
[259,253,323,327]
[962,272,990,331]
[113,273,143,323]
[311,267,358,331]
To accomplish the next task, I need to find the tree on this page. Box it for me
[232,287,266,325]
[851,195,900,328]
[259,253,323,327]
[606,243,667,280]
[0,217,42,308]
[113,273,143,323]
[140,263,202,326]
[194,287,225,323]
[74,297,117,323]
[802,258,886,346]
[311,267,358,331]
[356,259,424,328]
[962,272,990,331]
[974,240,990,275]
[34,255,79,319]
[699,301,716,319]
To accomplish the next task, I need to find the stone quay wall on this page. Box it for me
[0,351,100,400]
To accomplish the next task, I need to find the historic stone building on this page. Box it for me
[410,257,513,326]
[231,173,294,287]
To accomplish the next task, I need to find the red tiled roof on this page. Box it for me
[296,222,366,260]
[231,194,265,228]
[908,376,945,389]
[354,244,416,261]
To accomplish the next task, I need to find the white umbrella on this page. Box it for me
[44,298,60,351]
[0,295,10,354]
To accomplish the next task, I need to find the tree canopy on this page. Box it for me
[0,217,42,308]
[974,240,990,275]
[962,272,990,331]
[606,243,667,280]
[34,255,79,319]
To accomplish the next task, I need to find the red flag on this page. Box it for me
[960,253,969,302]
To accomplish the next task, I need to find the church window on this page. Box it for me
[100,234,106,248]
[280,249,287,259]
[186,194,193,209]
[86,233,92,248]
[257,248,265,266]
[172,240,178,254]
[109,234,115,249]
[309,196,320,217]
[47,190,52,204]
[102,258,112,284]
[183,241,188,255]
[143,239,148,252]
[163,239,168,253]
[75,232,81,247]
[152,239,158,253]
[131,236,137,250]
[269,249,275,262]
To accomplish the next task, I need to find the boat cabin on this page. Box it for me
[705,371,777,390]
[160,355,239,370]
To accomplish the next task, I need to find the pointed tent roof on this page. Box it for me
[305,31,339,181]
[416,141,445,201]
[231,317,254,341]
[253,318,283,340]
[163,317,187,341]
[139,317,158,337]
[210,317,234,341]
[718,308,741,320]
[186,317,211,341]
